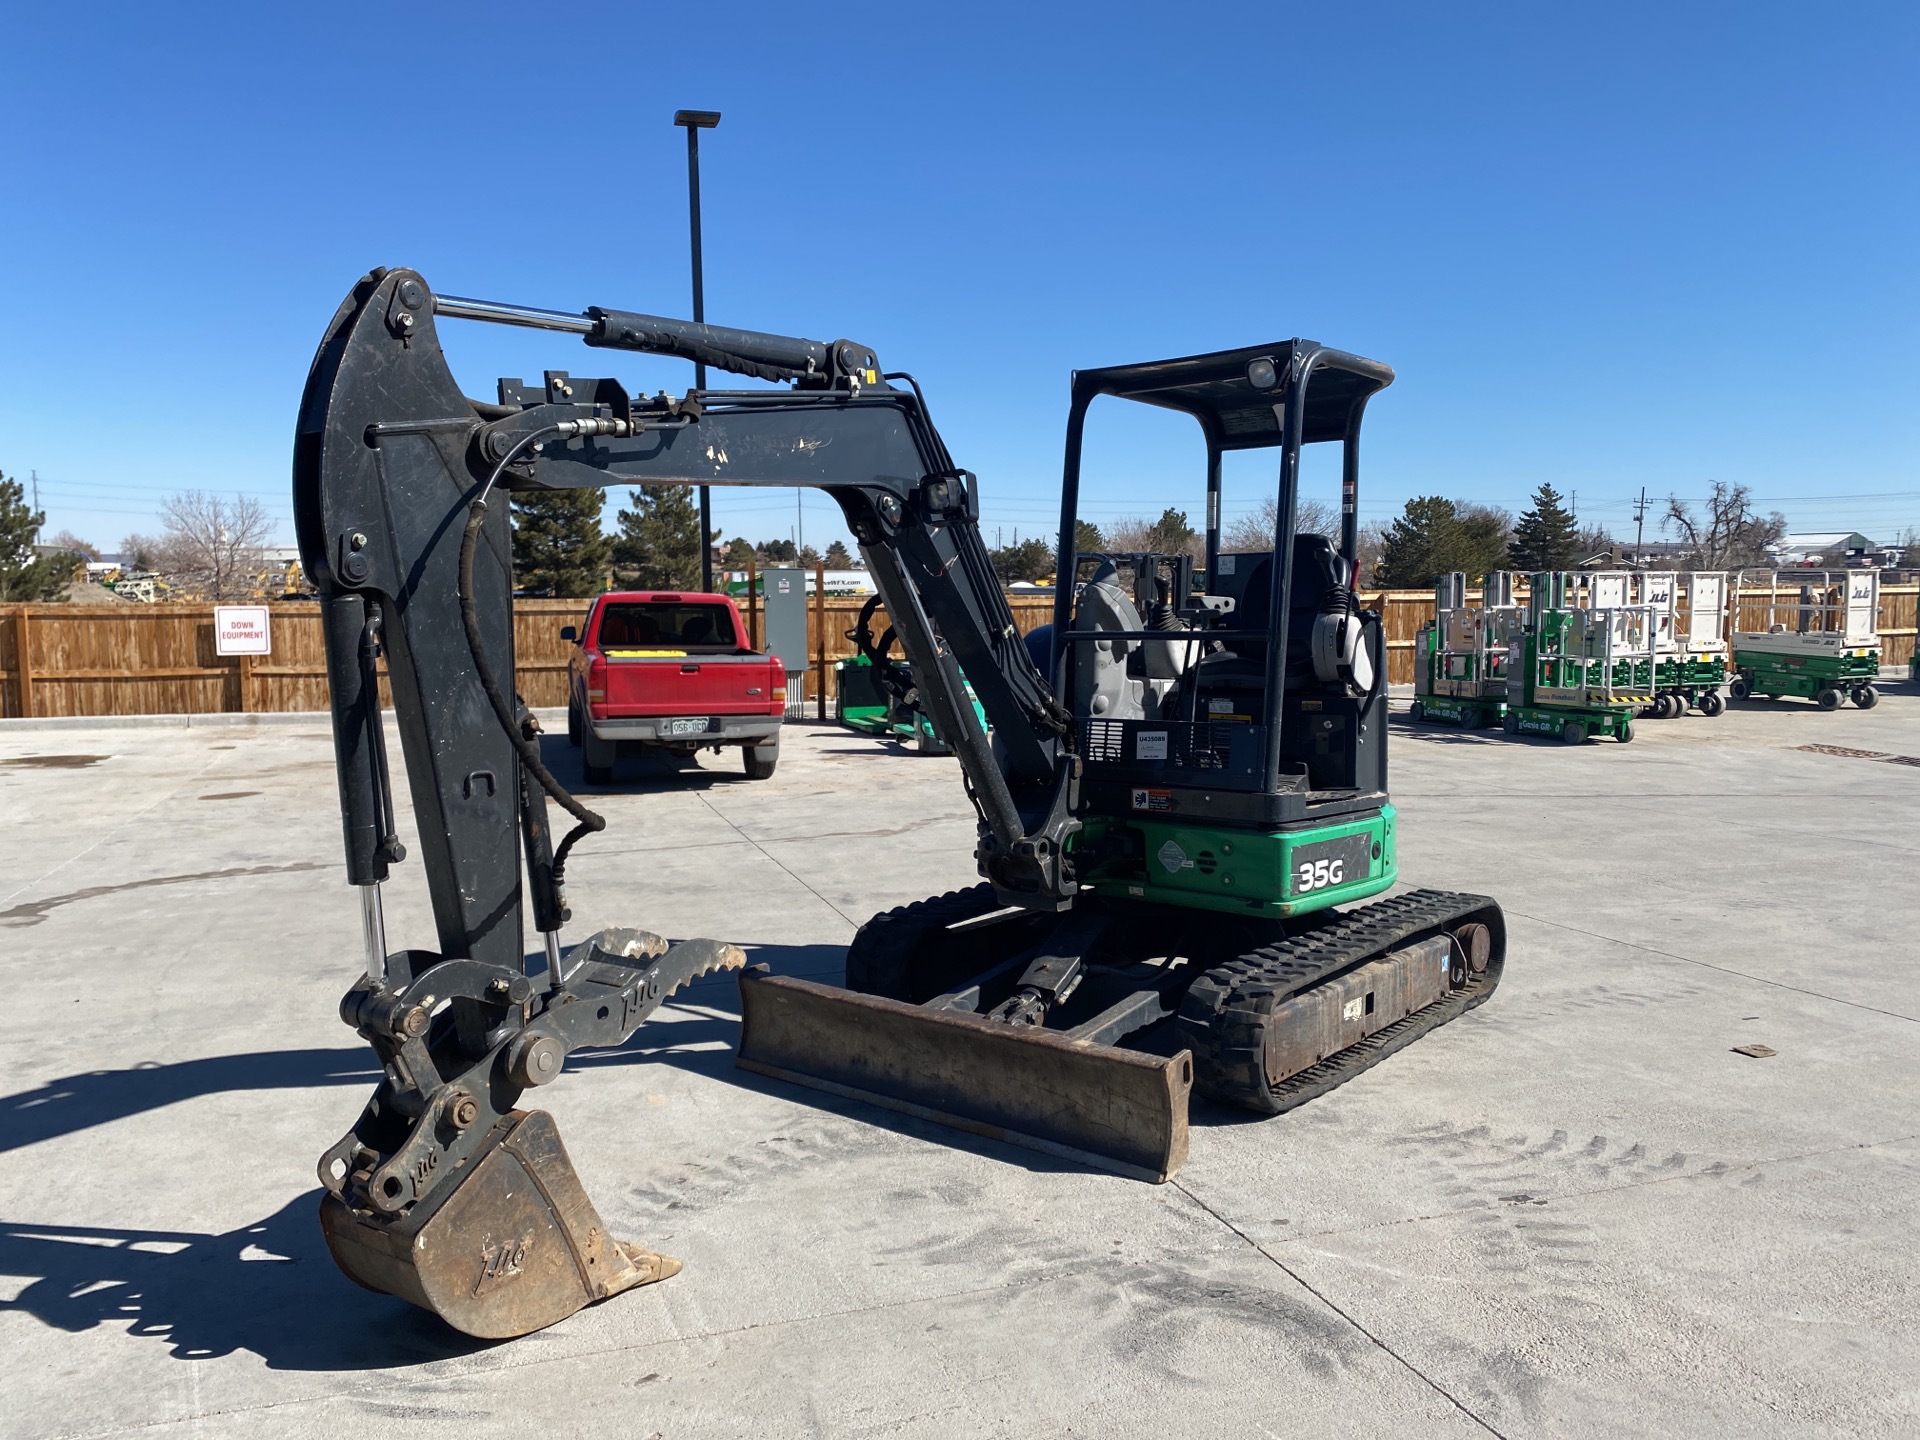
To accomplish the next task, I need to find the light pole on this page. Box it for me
[675,108,721,592]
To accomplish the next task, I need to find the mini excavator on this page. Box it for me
[296,268,1506,1339]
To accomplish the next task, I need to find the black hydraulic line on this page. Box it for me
[357,612,405,865]
[457,426,605,882]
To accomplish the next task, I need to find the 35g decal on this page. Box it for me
[1295,857,1345,892]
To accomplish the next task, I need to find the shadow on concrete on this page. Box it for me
[535,724,850,795]
[0,1193,494,1370]
[0,944,843,1156]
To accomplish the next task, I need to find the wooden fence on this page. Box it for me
[3,584,1915,719]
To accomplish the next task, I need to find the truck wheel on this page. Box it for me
[1728,675,1751,701]
[1699,691,1724,717]
[582,732,616,784]
[1560,719,1587,745]
[1852,685,1879,710]
[743,744,778,780]
[1408,700,1425,722]
[1816,687,1842,711]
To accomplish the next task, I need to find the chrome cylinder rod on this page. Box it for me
[359,883,389,982]
[432,293,593,335]
[545,930,566,994]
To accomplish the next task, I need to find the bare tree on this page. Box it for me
[1662,482,1785,571]
[156,491,273,599]
[1574,522,1615,565]
[1356,520,1390,586]
[44,529,100,560]
[119,533,164,570]
[1898,527,1920,571]
[1222,496,1341,551]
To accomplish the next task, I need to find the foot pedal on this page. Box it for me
[319,1109,673,1339]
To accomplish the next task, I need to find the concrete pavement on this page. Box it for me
[1,689,1915,1438]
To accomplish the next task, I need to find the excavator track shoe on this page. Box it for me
[737,968,1191,1182]
[1178,888,1507,1113]
[319,1108,674,1339]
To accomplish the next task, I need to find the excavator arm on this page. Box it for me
[293,268,1082,1336]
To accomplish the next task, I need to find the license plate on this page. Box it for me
[665,717,710,736]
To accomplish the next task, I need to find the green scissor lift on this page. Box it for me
[1728,569,1881,710]
[1501,571,1654,744]
[1411,570,1519,728]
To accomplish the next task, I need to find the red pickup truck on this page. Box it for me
[564,591,785,783]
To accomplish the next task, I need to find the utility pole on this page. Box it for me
[1632,486,1651,563]
[31,470,41,542]
[675,109,721,591]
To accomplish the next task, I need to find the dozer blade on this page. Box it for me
[736,968,1191,1183]
[320,1108,676,1340]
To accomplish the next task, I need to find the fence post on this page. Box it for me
[15,610,32,719]
[814,561,827,721]
[746,556,759,650]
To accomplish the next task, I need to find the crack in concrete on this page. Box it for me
[1505,909,1920,1023]
[1171,1179,1511,1439]
[691,790,863,932]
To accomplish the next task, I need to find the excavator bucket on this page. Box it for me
[736,969,1192,1182]
[319,1108,678,1339]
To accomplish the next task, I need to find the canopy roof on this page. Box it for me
[1070,341,1393,451]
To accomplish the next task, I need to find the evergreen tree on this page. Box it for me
[1073,518,1105,555]
[1507,484,1581,572]
[722,536,756,569]
[1456,502,1515,580]
[1148,507,1196,556]
[824,539,854,568]
[989,536,1055,583]
[512,487,612,597]
[1378,496,1463,588]
[612,486,711,589]
[758,537,798,564]
[0,471,71,601]
[1378,496,1520,587]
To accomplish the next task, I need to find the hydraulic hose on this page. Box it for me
[457,424,607,884]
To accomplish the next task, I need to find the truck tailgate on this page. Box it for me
[600,653,777,716]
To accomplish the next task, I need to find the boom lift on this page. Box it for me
[296,267,1506,1339]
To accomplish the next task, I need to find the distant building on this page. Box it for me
[1613,539,1696,567]
[1771,532,1876,566]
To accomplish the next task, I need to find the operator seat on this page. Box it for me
[1221,533,1345,670]
[1181,534,1347,726]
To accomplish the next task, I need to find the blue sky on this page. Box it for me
[3,2,1915,557]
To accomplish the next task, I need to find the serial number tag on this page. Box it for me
[1290,832,1373,896]
[665,717,711,736]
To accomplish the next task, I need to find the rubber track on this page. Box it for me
[844,884,1006,1000]
[1175,888,1506,1114]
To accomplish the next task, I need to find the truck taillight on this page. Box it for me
[587,654,607,705]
